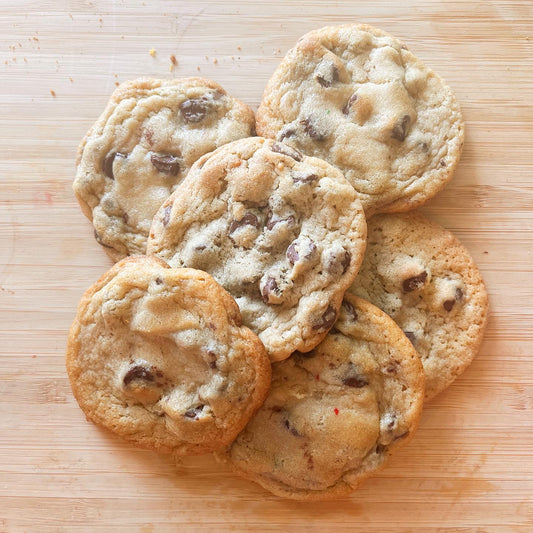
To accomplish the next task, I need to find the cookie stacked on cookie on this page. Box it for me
[67,23,488,500]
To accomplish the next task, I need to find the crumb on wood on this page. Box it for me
[170,54,177,65]
[149,48,157,57]
[196,66,200,71]
[23,57,27,62]
[69,76,73,82]
[237,46,241,50]
[213,58,218,64]
[33,36,39,42]
[50,90,56,97]
[115,81,119,86]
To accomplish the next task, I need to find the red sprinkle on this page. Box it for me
[334,408,339,416]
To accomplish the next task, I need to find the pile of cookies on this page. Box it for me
[66,24,488,500]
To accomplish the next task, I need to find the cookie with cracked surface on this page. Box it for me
[219,295,424,500]
[256,24,464,216]
[348,212,488,399]
[74,77,255,261]
[147,136,367,362]
[66,255,271,455]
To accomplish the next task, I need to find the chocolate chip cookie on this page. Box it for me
[66,255,271,455]
[256,24,464,216]
[348,212,488,399]
[74,77,255,261]
[220,295,424,500]
[147,136,367,362]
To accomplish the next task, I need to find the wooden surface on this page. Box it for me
[1,0,532,531]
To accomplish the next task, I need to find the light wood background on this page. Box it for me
[1,0,532,531]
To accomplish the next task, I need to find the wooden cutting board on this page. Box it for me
[1,0,532,530]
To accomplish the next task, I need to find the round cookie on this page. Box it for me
[348,212,489,399]
[256,24,464,216]
[220,295,425,500]
[147,136,367,362]
[66,255,271,455]
[74,77,256,261]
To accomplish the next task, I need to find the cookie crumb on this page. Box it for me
[115,81,119,86]
[69,76,73,82]
[196,66,200,71]
[213,58,218,64]
[149,48,157,57]
[237,46,241,50]
[50,90,56,97]
[170,54,177,65]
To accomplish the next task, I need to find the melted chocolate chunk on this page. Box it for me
[180,97,211,123]
[402,271,428,292]
[93,229,114,249]
[229,212,259,234]
[162,204,172,226]
[271,142,303,161]
[312,306,337,330]
[342,93,358,115]
[150,153,181,175]
[300,118,327,141]
[456,287,464,300]
[262,277,280,304]
[123,364,155,386]
[341,250,351,274]
[391,115,411,141]
[342,374,368,388]
[103,151,127,179]
[404,331,416,344]
[266,215,295,231]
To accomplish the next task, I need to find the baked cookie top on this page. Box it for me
[73,77,255,261]
[147,137,367,362]
[256,24,464,216]
[66,255,271,455]
[348,212,489,399]
[221,295,424,500]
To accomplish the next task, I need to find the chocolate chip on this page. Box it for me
[385,360,400,374]
[342,299,358,321]
[271,142,303,162]
[162,204,172,226]
[312,306,337,330]
[419,141,429,152]
[402,271,428,292]
[209,361,217,369]
[404,331,416,344]
[123,364,155,386]
[278,127,296,142]
[262,277,280,304]
[292,172,318,185]
[150,153,180,175]
[341,250,351,274]
[300,118,326,141]
[286,242,299,265]
[391,115,411,142]
[342,374,368,388]
[180,97,210,123]
[155,277,163,285]
[342,93,358,115]
[439,159,447,167]
[443,299,455,312]
[456,287,464,301]
[93,229,114,249]
[103,151,127,179]
[229,212,259,234]
[184,405,204,419]
[283,419,301,437]
[315,64,339,88]
[266,215,295,231]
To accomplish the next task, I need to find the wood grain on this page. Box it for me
[1,0,532,531]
